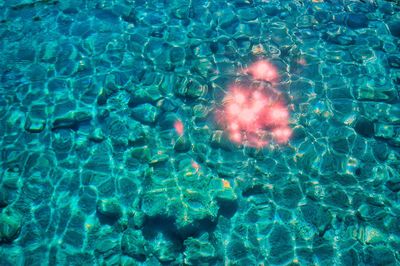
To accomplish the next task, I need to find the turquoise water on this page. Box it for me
[1,0,400,265]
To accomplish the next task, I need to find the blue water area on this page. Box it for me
[1,0,400,265]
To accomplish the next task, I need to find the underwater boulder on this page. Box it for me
[131,103,160,124]
[388,21,400,38]
[174,135,192,152]
[52,110,92,130]
[388,55,400,68]
[267,224,294,264]
[183,233,219,265]
[96,198,122,221]
[0,208,22,243]
[151,232,182,263]
[121,229,147,261]
[24,116,46,133]
[386,178,400,192]
[364,246,396,265]
[347,13,368,28]
[128,86,162,106]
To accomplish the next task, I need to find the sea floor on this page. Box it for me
[1,0,400,265]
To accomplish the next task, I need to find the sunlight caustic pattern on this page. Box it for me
[216,60,292,148]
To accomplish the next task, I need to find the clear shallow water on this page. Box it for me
[0,0,400,265]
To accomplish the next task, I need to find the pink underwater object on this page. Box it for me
[245,60,279,82]
[215,60,291,147]
[174,120,184,136]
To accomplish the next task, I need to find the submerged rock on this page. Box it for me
[0,189,12,208]
[96,198,122,220]
[354,116,375,137]
[88,128,105,143]
[152,232,181,263]
[24,117,46,133]
[131,103,160,124]
[388,55,400,68]
[388,21,400,38]
[174,77,208,99]
[129,146,151,163]
[184,233,219,265]
[364,226,386,244]
[210,178,238,217]
[140,163,221,236]
[2,170,21,190]
[169,0,190,19]
[347,13,369,28]
[273,183,303,209]
[301,202,332,233]
[0,208,22,243]
[52,110,92,130]
[386,178,400,192]
[374,123,395,139]
[174,135,192,152]
[350,46,375,63]
[357,203,386,221]
[121,229,147,261]
[210,130,234,151]
[128,86,162,106]
[323,25,356,45]
[268,224,294,264]
[365,246,396,265]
